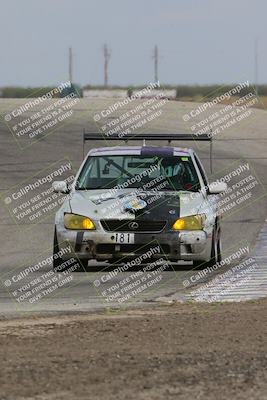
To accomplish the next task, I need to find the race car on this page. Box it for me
[52,133,227,270]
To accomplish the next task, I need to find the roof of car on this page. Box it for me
[87,146,192,157]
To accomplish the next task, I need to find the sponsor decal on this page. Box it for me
[124,198,147,212]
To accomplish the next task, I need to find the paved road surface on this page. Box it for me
[0,97,266,317]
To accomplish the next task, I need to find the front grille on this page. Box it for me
[101,219,166,233]
[96,244,170,254]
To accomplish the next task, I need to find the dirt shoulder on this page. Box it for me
[0,299,266,400]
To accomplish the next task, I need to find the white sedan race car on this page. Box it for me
[52,133,227,271]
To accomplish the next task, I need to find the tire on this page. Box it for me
[207,224,221,267]
[53,228,86,272]
[78,259,89,270]
[193,224,222,269]
[193,260,206,268]
[216,227,222,263]
[53,228,64,272]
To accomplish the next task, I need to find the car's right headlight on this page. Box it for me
[64,213,95,230]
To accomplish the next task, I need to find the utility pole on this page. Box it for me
[152,45,159,83]
[103,44,111,87]
[69,47,73,84]
[254,38,258,96]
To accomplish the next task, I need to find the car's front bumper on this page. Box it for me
[56,225,212,262]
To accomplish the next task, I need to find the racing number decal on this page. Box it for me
[114,233,134,244]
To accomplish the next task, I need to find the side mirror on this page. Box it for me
[52,181,70,194]
[208,181,227,195]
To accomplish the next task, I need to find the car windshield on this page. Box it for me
[76,154,201,192]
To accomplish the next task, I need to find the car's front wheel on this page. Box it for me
[193,224,222,269]
[53,228,88,272]
[209,224,222,266]
[53,228,63,272]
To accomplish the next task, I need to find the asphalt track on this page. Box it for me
[0,97,267,317]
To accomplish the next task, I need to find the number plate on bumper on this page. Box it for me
[113,233,134,244]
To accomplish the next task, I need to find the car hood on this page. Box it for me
[69,189,206,221]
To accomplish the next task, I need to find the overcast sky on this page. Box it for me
[0,0,266,87]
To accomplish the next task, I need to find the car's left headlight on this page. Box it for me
[64,213,95,230]
[172,214,206,230]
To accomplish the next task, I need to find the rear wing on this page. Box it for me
[82,131,213,172]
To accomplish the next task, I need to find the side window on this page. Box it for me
[77,157,97,188]
[194,156,208,187]
[89,157,98,178]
